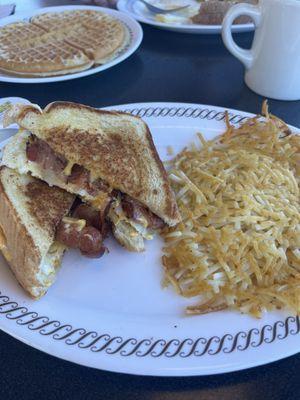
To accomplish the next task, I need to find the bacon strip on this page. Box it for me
[26,136,67,174]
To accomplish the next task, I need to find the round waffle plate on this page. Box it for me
[0,5,143,83]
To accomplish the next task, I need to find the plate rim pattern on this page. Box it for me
[0,291,298,358]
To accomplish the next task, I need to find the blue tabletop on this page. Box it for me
[0,14,299,400]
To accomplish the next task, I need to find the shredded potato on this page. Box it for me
[161,106,300,317]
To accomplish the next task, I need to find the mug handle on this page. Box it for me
[222,3,262,69]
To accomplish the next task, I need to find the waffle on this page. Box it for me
[0,10,129,77]
[32,10,129,64]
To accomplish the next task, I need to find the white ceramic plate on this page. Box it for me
[117,0,253,34]
[0,102,299,376]
[0,5,143,84]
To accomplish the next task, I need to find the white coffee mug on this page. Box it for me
[222,0,300,101]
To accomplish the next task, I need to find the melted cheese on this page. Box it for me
[62,217,86,232]
[63,161,74,176]
[92,192,110,209]
[90,169,99,183]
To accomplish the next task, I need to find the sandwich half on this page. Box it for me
[0,166,109,298]
[2,102,181,251]
[0,166,75,298]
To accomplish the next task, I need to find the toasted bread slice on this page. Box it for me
[3,102,181,227]
[0,167,75,298]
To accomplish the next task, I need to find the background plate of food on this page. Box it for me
[117,0,255,34]
[0,100,299,376]
[0,5,143,83]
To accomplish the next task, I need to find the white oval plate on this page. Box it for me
[0,102,299,376]
[117,0,253,34]
[0,5,143,84]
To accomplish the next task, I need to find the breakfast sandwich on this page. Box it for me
[2,101,181,252]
